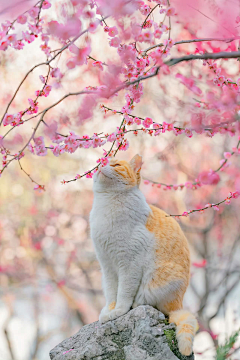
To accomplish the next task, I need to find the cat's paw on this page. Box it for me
[108,306,130,321]
[99,306,112,324]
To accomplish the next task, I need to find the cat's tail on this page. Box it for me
[169,309,198,356]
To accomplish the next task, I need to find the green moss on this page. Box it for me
[164,328,192,360]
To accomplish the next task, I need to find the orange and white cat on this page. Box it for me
[90,154,198,356]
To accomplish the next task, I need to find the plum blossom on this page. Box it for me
[42,1,51,9]
[142,117,153,128]
[86,172,93,178]
[224,152,231,159]
[199,171,220,185]
[17,15,27,24]
[107,133,117,142]
[52,144,65,157]
[134,117,141,125]
[3,114,14,126]
[108,26,118,37]
[166,7,176,16]
[28,7,38,18]
[139,4,150,16]
[109,37,121,47]
[28,143,35,154]
[51,68,61,78]
[27,99,38,114]
[89,21,98,33]
[92,61,103,71]
[185,129,193,138]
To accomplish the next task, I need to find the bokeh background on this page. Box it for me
[0,0,240,359]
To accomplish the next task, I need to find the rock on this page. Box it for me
[49,305,194,360]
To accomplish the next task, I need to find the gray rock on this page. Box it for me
[49,305,194,360]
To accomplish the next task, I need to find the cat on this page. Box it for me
[90,154,198,356]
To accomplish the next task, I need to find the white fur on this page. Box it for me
[90,162,179,323]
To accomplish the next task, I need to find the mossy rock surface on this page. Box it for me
[49,305,194,360]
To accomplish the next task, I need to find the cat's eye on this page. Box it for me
[111,163,120,167]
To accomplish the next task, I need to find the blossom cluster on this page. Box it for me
[0,0,239,218]
[0,1,51,52]
[176,191,240,218]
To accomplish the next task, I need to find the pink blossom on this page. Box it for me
[17,15,27,24]
[86,172,93,178]
[34,185,45,192]
[28,7,39,18]
[92,134,103,148]
[3,114,14,126]
[83,10,95,19]
[182,211,189,217]
[42,34,49,43]
[117,138,129,151]
[134,117,141,125]
[28,143,35,154]
[143,30,153,42]
[199,171,220,185]
[35,146,47,156]
[52,144,65,157]
[89,21,98,33]
[39,75,45,83]
[166,7,176,16]
[154,28,163,39]
[34,136,44,147]
[92,61,103,71]
[176,73,202,96]
[100,157,109,167]
[69,44,91,66]
[108,26,118,37]
[107,133,117,142]
[213,205,219,211]
[48,18,82,40]
[139,4,150,16]
[51,68,61,78]
[142,117,153,128]
[109,37,121,48]
[205,203,212,208]
[42,1,51,9]
[185,129,193,138]
[231,191,240,199]
[67,60,76,69]
[0,40,9,51]
[13,40,24,50]
[224,152,231,159]
[22,31,35,43]
[27,99,38,114]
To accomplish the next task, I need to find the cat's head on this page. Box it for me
[93,154,143,193]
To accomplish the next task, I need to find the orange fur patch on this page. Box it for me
[108,301,116,311]
[178,325,195,335]
[146,205,190,314]
[109,159,139,186]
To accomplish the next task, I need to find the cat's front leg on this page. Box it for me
[107,260,142,321]
[99,265,118,324]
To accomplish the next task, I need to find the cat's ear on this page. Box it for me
[130,154,143,173]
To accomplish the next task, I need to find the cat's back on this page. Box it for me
[146,204,190,269]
